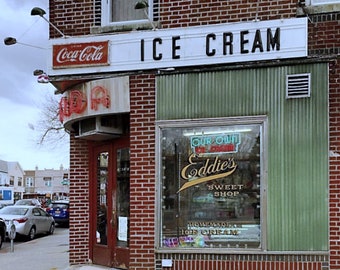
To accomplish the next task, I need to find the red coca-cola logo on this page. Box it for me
[53,41,109,68]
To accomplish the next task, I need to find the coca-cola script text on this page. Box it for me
[53,41,109,68]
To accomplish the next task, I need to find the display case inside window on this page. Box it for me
[159,120,264,249]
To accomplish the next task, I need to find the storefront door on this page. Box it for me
[91,138,130,268]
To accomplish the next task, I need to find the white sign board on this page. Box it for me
[48,18,307,76]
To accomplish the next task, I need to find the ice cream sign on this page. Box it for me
[179,154,237,193]
[178,132,241,192]
[191,133,240,154]
[178,133,240,193]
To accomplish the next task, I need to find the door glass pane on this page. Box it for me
[116,148,130,247]
[96,151,109,245]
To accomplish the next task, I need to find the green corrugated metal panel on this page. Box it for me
[156,63,328,251]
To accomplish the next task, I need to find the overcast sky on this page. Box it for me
[0,0,69,170]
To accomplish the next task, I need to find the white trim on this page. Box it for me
[305,0,339,5]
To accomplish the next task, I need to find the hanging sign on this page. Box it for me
[48,18,307,76]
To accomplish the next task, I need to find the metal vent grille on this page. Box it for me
[286,73,311,99]
[286,73,310,99]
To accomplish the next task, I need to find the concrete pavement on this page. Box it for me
[0,227,69,270]
[68,266,118,270]
[0,227,118,270]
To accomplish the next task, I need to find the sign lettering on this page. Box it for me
[179,154,237,193]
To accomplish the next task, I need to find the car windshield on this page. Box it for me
[16,200,38,205]
[16,201,28,205]
[0,207,29,215]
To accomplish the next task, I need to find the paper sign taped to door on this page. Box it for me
[118,216,128,241]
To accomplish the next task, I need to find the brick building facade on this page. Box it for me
[47,0,339,269]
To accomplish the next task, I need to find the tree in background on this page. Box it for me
[31,93,69,148]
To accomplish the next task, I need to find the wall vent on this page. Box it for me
[75,116,123,140]
[286,73,311,99]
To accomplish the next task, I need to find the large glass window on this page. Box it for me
[158,118,265,250]
[101,0,153,26]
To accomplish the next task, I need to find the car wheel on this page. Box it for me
[48,223,55,235]
[28,227,36,240]
[0,233,3,249]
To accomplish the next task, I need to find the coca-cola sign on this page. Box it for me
[52,41,109,68]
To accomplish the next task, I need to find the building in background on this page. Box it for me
[0,160,23,204]
[24,166,69,205]
[0,159,69,206]
[0,160,13,206]
[7,162,25,202]
[24,169,35,195]
[0,160,9,187]
[34,0,340,269]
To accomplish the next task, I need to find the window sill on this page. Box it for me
[297,3,340,15]
[91,21,158,34]
[155,248,328,255]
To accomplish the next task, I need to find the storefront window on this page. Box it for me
[158,118,265,249]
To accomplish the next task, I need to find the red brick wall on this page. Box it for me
[129,74,156,269]
[308,12,340,54]
[69,133,91,265]
[329,57,340,270]
[49,0,93,38]
[160,0,296,28]
[49,0,297,35]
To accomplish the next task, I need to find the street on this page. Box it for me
[0,226,69,270]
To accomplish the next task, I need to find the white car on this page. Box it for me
[0,205,55,240]
[15,199,42,207]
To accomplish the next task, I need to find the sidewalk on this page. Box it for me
[67,266,118,270]
[0,227,118,270]
[0,227,69,270]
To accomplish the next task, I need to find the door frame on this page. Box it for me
[89,137,130,268]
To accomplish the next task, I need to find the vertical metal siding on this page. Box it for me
[156,63,328,251]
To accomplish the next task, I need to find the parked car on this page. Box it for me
[0,218,5,248]
[0,205,55,240]
[46,200,69,226]
[0,204,11,209]
[15,199,41,207]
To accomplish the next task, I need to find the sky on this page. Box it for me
[0,0,69,170]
